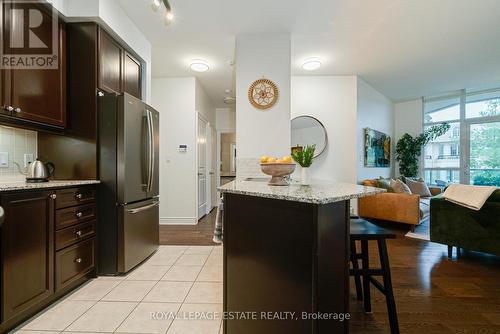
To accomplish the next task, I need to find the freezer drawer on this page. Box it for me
[118,199,159,273]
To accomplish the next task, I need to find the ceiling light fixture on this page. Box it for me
[190,59,209,72]
[151,0,174,25]
[302,57,322,71]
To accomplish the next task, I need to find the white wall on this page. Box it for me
[51,0,152,103]
[236,34,291,166]
[291,76,358,184]
[394,99,423,176]
[196,81,216,126]
[216,108,236,132]
[357,78,395,181]
[152,77,197,225]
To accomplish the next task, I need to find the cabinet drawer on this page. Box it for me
[56,187,95,209]
[56,221,95,250]
[55,204,96,230]
[55,238,95,291]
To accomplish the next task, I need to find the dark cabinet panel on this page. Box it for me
[98,29,122,94]
[55,238,95,291]
[123,52,142,99]
[1,191,55,322]
[55,204,96,230]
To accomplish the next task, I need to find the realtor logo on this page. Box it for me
[1,0,59,69]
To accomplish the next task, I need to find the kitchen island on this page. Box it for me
[219,179,384,334]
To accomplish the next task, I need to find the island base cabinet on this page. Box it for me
[223,193,349,334]
[0,191,55,323]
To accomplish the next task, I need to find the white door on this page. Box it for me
[197,115,207,219]
[210,127,218,208]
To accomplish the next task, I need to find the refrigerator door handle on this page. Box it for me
[126,201,160,214]
[147,109,154,192]
[142,112,150,190]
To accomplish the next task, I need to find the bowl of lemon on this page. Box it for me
[260,155,296,186]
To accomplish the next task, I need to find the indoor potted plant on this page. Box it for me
[292,145,316,185]
[395,123,450,177]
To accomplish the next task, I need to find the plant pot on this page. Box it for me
[300,167,310,185]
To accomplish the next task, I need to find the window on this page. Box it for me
[423,88,500,186]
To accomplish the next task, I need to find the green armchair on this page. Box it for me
[430,190,500,258]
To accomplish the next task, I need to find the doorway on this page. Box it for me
[220,132,236,185]
[197,115,207,219]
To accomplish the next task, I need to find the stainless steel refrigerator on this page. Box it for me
[98,93,160,275]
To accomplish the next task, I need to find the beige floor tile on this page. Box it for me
[96,275,127,281]
[174,254,208,266]
[68,280,121,301]
[126,265,171,281]
[21,300,95,331]
[162,266,202,282]
[157,246,188,257]
[167,303,222,334]
[197,265,223,282]
[14,331,60,334]
[147,252,183,266]
[143,281,193,303]
[184,246,213,255]
[102,280,156,302]
[65,301,137,333]
[185,282,223,304]
[204,254,223,267]
[116,302,180,334]
[211,246,223,255]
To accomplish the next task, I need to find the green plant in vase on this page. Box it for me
[292,145,316,185]
[395,123,450,178]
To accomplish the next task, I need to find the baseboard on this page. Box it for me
[160,217,198,225]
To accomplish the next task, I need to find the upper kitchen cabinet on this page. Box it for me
[0,3,66,129]
[98,29,123,94]
[123,52,142,99]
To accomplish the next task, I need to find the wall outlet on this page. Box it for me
[24,153,34,167]
[0,152,8,168]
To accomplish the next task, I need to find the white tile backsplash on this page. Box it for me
[0,126,37,181]
[235,157,265,179]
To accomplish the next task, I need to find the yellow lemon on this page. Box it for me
[260,156,269,163]
[283,156,293,163]
[276,159,285,163]
[267,157,277,163]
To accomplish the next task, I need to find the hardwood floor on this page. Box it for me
[160,212,500,333]
[159,208,218,246]
[350,221,500,333]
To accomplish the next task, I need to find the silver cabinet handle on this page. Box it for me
[75,193,82,199]
[126,201,159,214]
[50,194,57,199]
[75,230,82,237]
[74,258,82,263]
[76,212,83,218]
[14,107,21,113]
[4,106,13,112]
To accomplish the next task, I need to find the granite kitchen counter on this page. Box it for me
[218,178,385,204]
[0,180,100,192]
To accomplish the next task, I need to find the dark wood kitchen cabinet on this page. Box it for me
[123,52,142,99]
[0,190,55,322]
[0,185,97,332]
[98,29,123,94]
[0,2,67,129]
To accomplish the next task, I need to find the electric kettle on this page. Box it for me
[14,159,55,183]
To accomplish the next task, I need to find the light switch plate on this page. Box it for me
[0,152,8,168]
[24,153,34,167]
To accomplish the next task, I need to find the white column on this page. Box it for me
[235,34,291,178]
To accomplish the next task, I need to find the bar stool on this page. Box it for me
[350,219,399,334]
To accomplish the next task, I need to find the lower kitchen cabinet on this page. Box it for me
[0,191,55,322]
[0,185,97,332]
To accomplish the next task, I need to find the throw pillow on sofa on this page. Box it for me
[390,179,412,194]
[377,177,394,192]
[406,178,432,197]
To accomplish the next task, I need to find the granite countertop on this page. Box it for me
[218,178,385,204]
[0,180,100,192]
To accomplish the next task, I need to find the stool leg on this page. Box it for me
[447,245,453,259]
[361,240,371,313]
[378,239,399,334]
[350,239,363,301]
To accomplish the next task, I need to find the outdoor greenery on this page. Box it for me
[396,123,451,177]
[470,99,500,186]
[292,145,316,168]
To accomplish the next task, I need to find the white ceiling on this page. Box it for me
[117,0,500,108]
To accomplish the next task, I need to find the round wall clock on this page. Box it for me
[248,78,279,110]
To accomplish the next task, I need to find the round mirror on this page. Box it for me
[291,116,328,158]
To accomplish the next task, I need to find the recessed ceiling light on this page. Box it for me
[190,60,209,73]
[165,10,174,25]
[302,58,322,71]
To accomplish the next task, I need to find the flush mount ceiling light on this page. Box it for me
[302,57,322,71]
[151,0,174,25]
[190,59,209,72]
